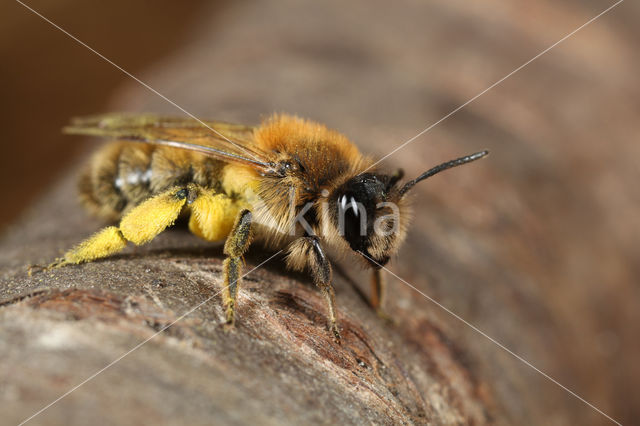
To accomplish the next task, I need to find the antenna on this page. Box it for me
[399,150,489,195]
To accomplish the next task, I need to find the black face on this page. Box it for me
[332,173,394,265]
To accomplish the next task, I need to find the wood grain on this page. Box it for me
[2,0,638,424]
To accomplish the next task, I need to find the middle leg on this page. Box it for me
[221,209,253,326]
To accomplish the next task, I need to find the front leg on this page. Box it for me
[287,236,341,343]
[370,268,385,313]
[370,268,394,322]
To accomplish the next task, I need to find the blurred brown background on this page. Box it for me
[1,0,639,424]
[0,0,212,227]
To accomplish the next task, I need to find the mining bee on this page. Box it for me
[46,113,488,342]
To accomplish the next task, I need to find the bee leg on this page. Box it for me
[221,209,252,327]
[47,226,128,269]
[49,186,190,268]
[370,268,385,312]
[370,269,395,323]
[302,237,341,343]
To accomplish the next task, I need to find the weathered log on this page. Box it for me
[2,0,639,424]
[0,172,495,424]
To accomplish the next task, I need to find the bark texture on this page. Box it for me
[2,0,639,425]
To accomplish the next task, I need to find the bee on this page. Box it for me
[48,113,488,342]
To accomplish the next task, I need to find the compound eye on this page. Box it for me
[338,193,368,251]
[339,194,360,217]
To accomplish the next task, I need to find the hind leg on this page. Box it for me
[49,185,192,268]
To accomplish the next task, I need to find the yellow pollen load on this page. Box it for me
[188,192,241,241]
[222,165,260,202]
[63,226,127,264]
[120,190,186,245]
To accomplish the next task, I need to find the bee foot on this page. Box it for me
[27,264,45,277]
[222,316,236,334]
[330,324,342,344]
[28,259,64,276]
[376,308,397,325]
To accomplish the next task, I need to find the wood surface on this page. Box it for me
[2,1,638,424]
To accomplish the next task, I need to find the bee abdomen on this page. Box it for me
[78,142,224,221]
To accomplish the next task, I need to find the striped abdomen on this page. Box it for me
[78,142,225,221]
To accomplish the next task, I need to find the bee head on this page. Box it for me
[327,150,488,268]
[329,171,408,268]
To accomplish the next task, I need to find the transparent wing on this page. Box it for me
[64,113,273,171]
